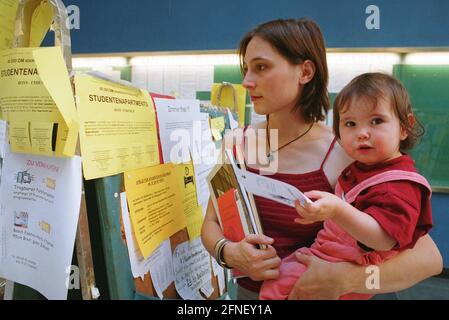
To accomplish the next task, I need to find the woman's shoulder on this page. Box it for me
[324,140,353,169]
[311,122,334,141]
[313,124,353,187]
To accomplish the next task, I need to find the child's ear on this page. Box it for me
[298,60,316,85]
[400,113,415,140]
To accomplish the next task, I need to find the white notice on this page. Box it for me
[154,98,202,164]
[148,240,174,299]
[121,192,175,299]
[0,119,6,158]
[173,237,212,300]
[0,150,82,300]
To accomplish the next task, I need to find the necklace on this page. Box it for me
[265,116,314,163]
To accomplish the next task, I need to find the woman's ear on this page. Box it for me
[299,60,316,85]
[401,113,415,140]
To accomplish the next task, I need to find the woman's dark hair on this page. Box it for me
[238,18,329,123]
[333,72,424,150]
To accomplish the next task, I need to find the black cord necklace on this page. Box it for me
[266,115,314,163]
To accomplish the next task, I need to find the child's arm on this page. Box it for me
[295,190,396,251]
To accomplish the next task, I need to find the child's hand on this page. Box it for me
[294,191,344,224]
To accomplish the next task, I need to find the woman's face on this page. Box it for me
[242,36,303,115]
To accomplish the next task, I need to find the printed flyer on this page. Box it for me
[124,163,186,258]
[0,150,82,299]
[0,47,79,157]
[75,74,160,179]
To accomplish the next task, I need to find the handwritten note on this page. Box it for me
[172,238,212,300]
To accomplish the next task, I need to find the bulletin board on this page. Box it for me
[89,172,226,300]
[393,64,449,189]
[84,95,235,300]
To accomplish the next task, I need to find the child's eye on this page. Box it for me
[344,121,356,127]
[371,118,383,125]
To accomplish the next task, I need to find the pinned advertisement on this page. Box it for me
[173,238,213,300]
[75,74,160,180]
[0,150,82,300]
[124,163,186,259]
[0,47,79,157]
[153,98,201,164]
[120,192,174,299]
[176,161,204,240]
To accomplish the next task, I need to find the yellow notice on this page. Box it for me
[211,83,247,127]
[176,161,203,240]
[29,0,54,47]
[210,116,225,141]
[9,121,31,152]
[30,122,53,156]
[0,0,19,50]
[33,47,79,156]
[75,74,160,180]
[124,163,187,258]
[0,47,78,156]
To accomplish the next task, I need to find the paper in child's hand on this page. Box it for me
[233,167,311,208]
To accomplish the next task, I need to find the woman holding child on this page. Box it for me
[201,18,442,300]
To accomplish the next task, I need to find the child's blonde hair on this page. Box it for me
[333,72,424,150]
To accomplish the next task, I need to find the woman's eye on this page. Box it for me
[345,121,355,127]
[256,64,266,71]
[371,118,383,125]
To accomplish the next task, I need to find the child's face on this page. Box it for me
[338,96,408,165]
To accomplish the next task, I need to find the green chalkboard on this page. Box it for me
[214,65,244,84]
[393,65,449,188]
[329,92,338,108]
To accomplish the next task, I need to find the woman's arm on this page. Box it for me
[201,199,281,281]
[288,234,443,299]
[202,129,282,281]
